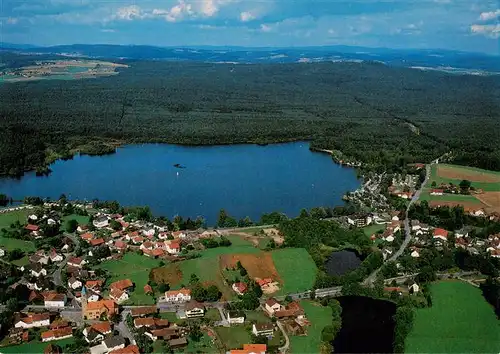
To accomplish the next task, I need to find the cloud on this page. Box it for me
[114,5,145,21]
[6,17,19,24]
[240,11,255,22]
[260,24,272,32]
[152,1,193,22]
[470,24,500,38]
[478,9,500,21]
[101,28,115,33]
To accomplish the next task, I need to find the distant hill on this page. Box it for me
[2,43,499,73]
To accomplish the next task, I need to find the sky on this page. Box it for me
[0,0,499,54]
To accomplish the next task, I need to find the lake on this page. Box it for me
[0,142,360,225]
[325,250,363,276]
[334,296,396,353]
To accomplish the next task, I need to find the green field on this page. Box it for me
[362,223,386,236]
[60,214,90,230]
[272,248,318,295]
[0,210,35,252]
[159,311,178,323]
[428,164,500,192]
[215,326,252,351]
[185,333,218,353]
[0,338,74,353]
[406,281,500,353]
[244,310,272,324]
[96,252,161,305]
[290,301,332,354]
[419,190,484,205]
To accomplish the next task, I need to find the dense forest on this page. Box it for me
[1,53,499,176]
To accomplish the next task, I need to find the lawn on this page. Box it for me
[96,252,161,305]
[0,338,74,353]
[205,308,222,322]
[428,164,500,192]
[272,248,318,295]
[10,256,30,267]
[362,223,386,236]
[244,310,272,324]
[419,190,484,205]
[406,281,500,353]
[215,326,252,351]
[290,300,332,354]
[159,311,178,323]
[0,210,35,252]
[185,333,218,353]
[60,214,90,230]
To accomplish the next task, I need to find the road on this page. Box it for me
[277,321,290,353]
[52,255,70,287]
[118,310,136,345]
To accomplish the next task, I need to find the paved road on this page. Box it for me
[118,310,136,345]
[52,255,70,287]
[277,321,290,353]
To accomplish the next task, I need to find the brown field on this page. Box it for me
[437,165,500,183]
[220,252,281,281]
[149,264,182,285]
[475,192,500,213]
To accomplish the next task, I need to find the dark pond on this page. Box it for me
[0,142,360,225]
[334,296,396,353]
[325,250,363,276]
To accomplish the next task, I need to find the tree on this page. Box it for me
[66,219,78,233]
[459,179,471,193]
[205,285,222,302]
[191,285,207,302]
[158,283,170,293]
[321,325,336,342]
[189,321,203,342]
[189,273,200,285]
[109,219,122,231]
[7,249,24,261]
[431,181,437,187]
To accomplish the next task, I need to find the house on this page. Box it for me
[109,345,140,354]
[433,228,448,242]
[44,344,62,354]
[67,257,85,268]
[264,298,282,315]
[110,288,129,304]
[347,213,372,227]
[77,225,89,233]
[172,231,187,239]
[382,248,393,260]
[226,310,245,324]
[81,233,94,243]
[85,300,118,320]
[144,284,153,295]
[382,229,395,242]
[41,327,73,342]
[232,282,248,296]
[275,302,304,319]
[169,338,188,349]
[25,224,40,235]
[50,319,69,330]
[411,220,421,231]
[43,292,66,308]
[15,313,51,329]
[110,279,134,292]
[30,252,50,265]
[49,249,64,263]
[256,278,274,290]
[140,241,154,251]
[103,336,126,352]
[114,240,128,252]
[130,306,158,318]
[166,241,181,255]
[68,277,83,290]
[410,249,420,258]
[143,248,165,258]
[430,189,444,196]
[90,238,105,247]
[86,280,104,293]
[252,323,274,338]
[230,344,267,354]
[93,216,109,229]
[31,263,48,278]
[165,288,191,302]
[185,301,205,318]
[83,322,112,343]
[145,328,180,341]
[0,248,4,257]
[133,317,169,329]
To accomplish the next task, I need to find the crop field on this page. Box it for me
[220,252,281,280]
[290,301,332,354]
[0,209,35,252]
[406,281,499,353]
[96,252,161,305]
[272,248,318,295]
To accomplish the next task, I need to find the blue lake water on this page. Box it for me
[0,142,360,225]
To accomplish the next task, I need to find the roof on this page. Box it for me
[88,322,112,334]
[256,278,273,287]
[68,257,83,265]
[254,323,274,331]
[431,189,444,193]
[104,335,126,349]
[90,238,105,246]
[17,313,50,324]
[110,279,134,291]
[41,327,72,340]
[43,292,66,302]
[81,233,94,241]
[168,241,180,249]
[144,284,153,294]
[185,300,205,311]
[169,337,188,346]
[50,319,69,330]
[86,299,117,312]
[110,288,127,300]
[25,224,40,231]
[165,288,191,297]
[86,280,104,289]
[433,228,449,238]
[265,298,279,307]
[130,306,157,317]
[134,317,169,328]
[109,345,140,354]
[244,344,267,353]
[44,344,62,354]
[233,282,247,293]
[115,240,127,249]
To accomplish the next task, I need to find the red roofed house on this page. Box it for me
[81,233,94,242]
[144,285,153,295]
[114,240,128,252]
[109,345,140,354]
[110,279,134,292]
[144,248,165,258]
[15,313,51,329]
[230,344,267,354]
[166,241,181,255]
[232,282,248,296]
[433,228,449,242]
[110,288,129,304]
[90,238,105,247]
[430,189,444,196]
[86,280,104,293]
[264,298,283,315]
[41,327,73,342]
[164,288,191,302]
[67,257,86,268]
[25,224,40,232]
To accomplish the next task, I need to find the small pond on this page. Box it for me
[325,250,363,276]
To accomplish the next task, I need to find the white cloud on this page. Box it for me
[240,11,255,22]
[479,9,500,21]
[153,1,193,22]
[470,24,500,38]
[101,28,115,33]
[115,5,144,21]
[260,24,272,32]
[6,17,18,24]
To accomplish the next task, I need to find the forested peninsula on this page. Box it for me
[1,54,499,176]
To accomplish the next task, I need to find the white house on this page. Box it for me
[67,257,86,268]
[41,327,73,342]
[0,248,5,257]
[384,235,395,243]
[164,288,191,302]
[264,298,282,315]
[411,220,420,231]
[409,283,420,294]
[226,311,245,324]
[103,336,126,352]
[93,216,109,229]
[110,288,129,304]
[15,313,51,329]
[49,250,64,263]
[410,250,420,258]
[44,293,67,308]
[166,241,181,255]
[382,248,393,260]
[430,189,444,196]
[31,265,47,278]
[185,301,205,318]
[252,323,274,337]
[68,277,83,290]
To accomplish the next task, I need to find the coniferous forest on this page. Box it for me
[1,53,499,176]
